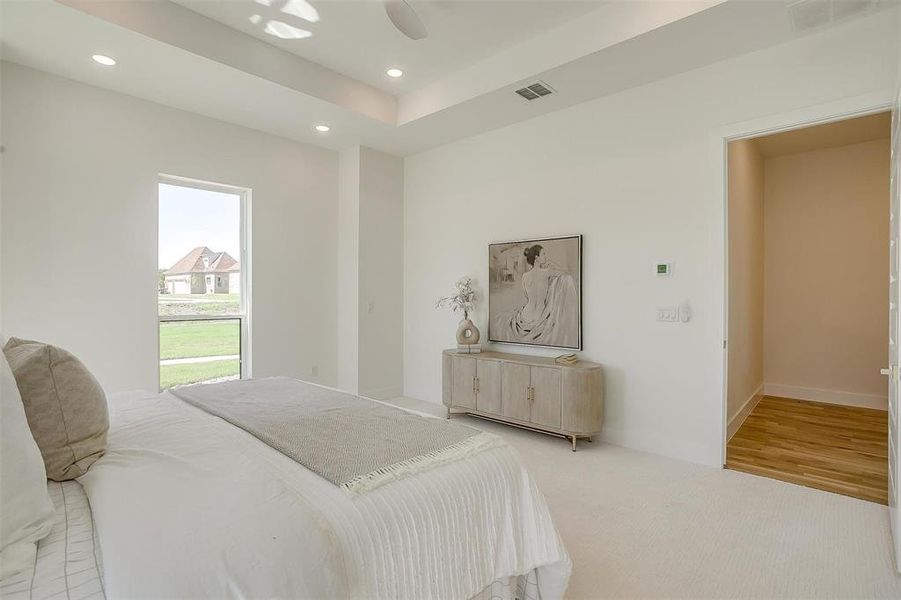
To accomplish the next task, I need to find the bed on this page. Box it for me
[6,378,570,600]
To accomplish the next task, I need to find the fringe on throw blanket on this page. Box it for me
[341,431,506,495]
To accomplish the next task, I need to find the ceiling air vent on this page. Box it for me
[515,81,555,101]
[788,0,879,31]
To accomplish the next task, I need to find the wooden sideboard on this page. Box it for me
[442,349,603,451]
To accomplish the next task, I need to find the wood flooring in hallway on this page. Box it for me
[726,396,888,504]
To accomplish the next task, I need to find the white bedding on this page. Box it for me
[0,481,105,600]
[78,386,570,599]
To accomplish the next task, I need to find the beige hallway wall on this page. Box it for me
[727,140,765,428]
[764,138,890,408]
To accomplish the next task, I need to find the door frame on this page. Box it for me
[714,91,894,466]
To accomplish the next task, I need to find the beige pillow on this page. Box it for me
[3,338,108,481]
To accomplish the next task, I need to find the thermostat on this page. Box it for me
[655,262,672,276]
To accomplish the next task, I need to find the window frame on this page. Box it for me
[157,174,252,390]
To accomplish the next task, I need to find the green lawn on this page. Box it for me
[158,293,240,317]
[159,359,239,389]
[158,314,242,389]
[159,320,239,360]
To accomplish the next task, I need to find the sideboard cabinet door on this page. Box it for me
[476,360,502,415]
[529,366,562,429]
[451,356,477,409]
[501,362,531,422]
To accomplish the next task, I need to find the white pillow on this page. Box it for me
[0,347,54,579]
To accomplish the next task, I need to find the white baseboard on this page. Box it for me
[727,384,763,441]
[763,383,887,411]
[360,385,404,401]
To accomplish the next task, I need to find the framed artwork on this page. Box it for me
[488,234,582,350]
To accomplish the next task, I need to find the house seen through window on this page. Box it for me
[158,179,248,390]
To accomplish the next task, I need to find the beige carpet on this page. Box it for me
[387,397,901,599]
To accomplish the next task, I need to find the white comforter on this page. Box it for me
[79,386,570,599]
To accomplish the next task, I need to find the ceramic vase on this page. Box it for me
[456,318,481,345]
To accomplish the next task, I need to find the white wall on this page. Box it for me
[337,146,361,393]
[337,146,404,399]
[357,148,404,399]
[403,12,899,466]
[1,62,339,393]
[0,62,4,336]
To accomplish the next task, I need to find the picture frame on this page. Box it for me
[488,234,582,350]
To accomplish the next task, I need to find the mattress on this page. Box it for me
[0,481,105,600]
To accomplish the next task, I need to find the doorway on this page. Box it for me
[724,112,892,503]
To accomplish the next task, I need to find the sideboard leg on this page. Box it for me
[571,436,577,452]
[587,435,592,443]
[446,407,450,419]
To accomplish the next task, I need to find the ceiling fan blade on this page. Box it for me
[384,0,428,40]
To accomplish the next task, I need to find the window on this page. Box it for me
[158,176,250,390]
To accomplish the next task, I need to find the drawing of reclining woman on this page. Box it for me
[496,244,579,348]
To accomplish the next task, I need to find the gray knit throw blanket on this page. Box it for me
[171,377,502,494]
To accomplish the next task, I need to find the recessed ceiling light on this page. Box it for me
[92,54,116,66]
[386,68,404,78]
[314,124,330,133]
[264,20,312,39]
